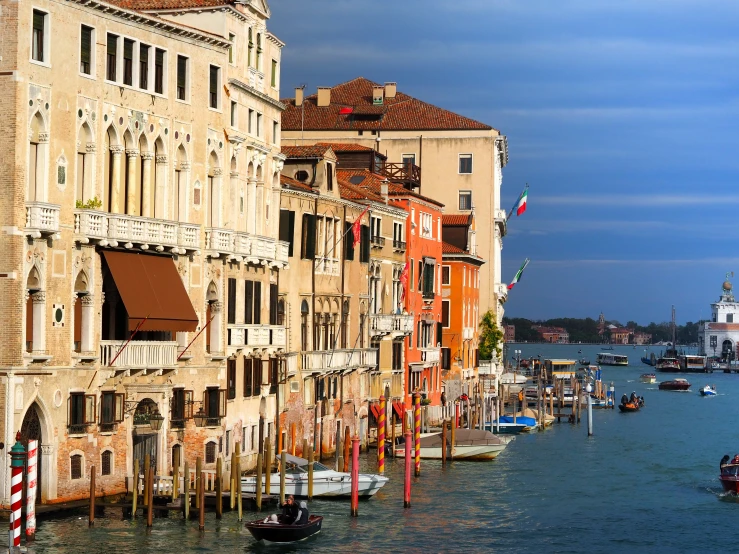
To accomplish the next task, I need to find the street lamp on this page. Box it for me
[149,408,164,431]
[515,349,521,372]
[193,408,207,428]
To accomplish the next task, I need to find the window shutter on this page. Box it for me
[80,26,92,65]
[344,221,354,261]
[269,284,278,325]
[436,322,443,346]
[183,390,193,419]
[474,348,480,367]
[244,359,252,397]
[124,39,133,60]
[254,282,261,324]
[360,224,370,263]
[442,301,450,328]
[227,278,236,324]
[254,362,263,395]
[219,389,227,417]
[67,395,72,426]
[115,393,125,422]
[279,209,290,243]
[203,390,209,415]
[307,214,316,259]
[210,66,218,95]
[33,11,44,31]
[107,34,117,56]
[85,394,96,424]
[244,280,253,325]
[441,347,451,370]
[177,55,186,89]
[287,211,295,257]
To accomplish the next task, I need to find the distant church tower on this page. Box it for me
[598,312,605,335]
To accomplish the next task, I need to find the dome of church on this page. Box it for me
[723,280,732,291]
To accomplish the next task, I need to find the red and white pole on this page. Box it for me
[404,430,412,508]
[413,393,421,477]
[9,432,26,549]
[377,396,385,475]
[26,439,38,539]
[350,436,359,517]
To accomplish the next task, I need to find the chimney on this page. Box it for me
[372,86,384,106]
[380,183,389,203]
[295,87,304,106]
[317,87,331,107]
[384,82,397,99]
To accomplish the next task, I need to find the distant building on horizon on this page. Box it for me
[533,325,569,344]
[504,324,515,342]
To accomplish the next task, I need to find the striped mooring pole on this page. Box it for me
[413,393,421,477]
[377,395,386,474]
[26,439,38,539]
[9,432,26,549]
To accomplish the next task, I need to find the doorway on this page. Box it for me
[20,404,42,502]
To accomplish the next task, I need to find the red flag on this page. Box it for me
[339,107,354,115]
[399,262,409,301]
[352,207,369,249]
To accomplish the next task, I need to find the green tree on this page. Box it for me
[479,310,504,359]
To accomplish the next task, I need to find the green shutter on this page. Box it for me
[344,221,354,261]
[33,11,44,31]
[177,56,186,89]
[156,49,164,66]
[210,65,218,94]
[244,280,253,325]
[253,282,261,324]
[302,214,316,260]
[124,39,133,60]
[107,34,117,55]
[80,26,92,65]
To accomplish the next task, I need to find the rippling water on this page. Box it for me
[30,344,739,553]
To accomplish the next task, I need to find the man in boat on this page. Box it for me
[279,495,300,524]
[294,500,310,525]
[721,454,731,469]
[620,394,629,406]
[629,392,638,405]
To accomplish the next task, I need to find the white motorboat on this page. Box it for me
[394,429,509,460]
[241,454,388,498]
[699,384,717,396]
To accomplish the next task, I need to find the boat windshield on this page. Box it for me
[286,460,332,473]
[721,465,739,476]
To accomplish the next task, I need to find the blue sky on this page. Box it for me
[269,0,739,325]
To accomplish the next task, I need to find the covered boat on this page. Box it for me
[658,378,691,391]
[241,454,387,498]
[395,429,509,460]
[596,353,628,366]
[640,373,657,384]
[245,515,323,543]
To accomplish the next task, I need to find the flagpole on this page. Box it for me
[324,205,369,260]
[507,183,529,220]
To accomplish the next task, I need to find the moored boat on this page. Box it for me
[241,454,387,497]
[680,354,708,372]
[658,378,691,391]
[245,515,323,543]
[640,373,657,384]
[394,428,509,460]
[655,356,680,372]
[597,353,628,366]
[699,384,717,396]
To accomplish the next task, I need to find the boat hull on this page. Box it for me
[241,472,388,498]
[245,515,323,543]
[720,476,739,494]
[618,403,639,412]
[394,442,507,460]
[658,380,691,391]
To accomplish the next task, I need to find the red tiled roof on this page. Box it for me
[442,214,471,226]
[705,323,739,331]
[281,145,334,159]
[442,242,465,254]
[338,182,383,203]
[107,0,228,9]
[280,174,315,193]
[315,143,374,152]
[336,169,443,208]
[282,77,495,132]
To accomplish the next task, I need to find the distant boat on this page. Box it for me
[658,378,691,391]
[602,346,614,351]
[597,353,628,366]
[640,373,657,384]
[680,354,708,372]
[699,384,717,396]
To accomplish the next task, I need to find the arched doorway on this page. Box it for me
[20,404,42,502]
[722,340,734,362]
[132,398,159,472]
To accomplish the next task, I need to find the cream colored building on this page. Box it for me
[0,0,288,506]
[281,79,509,352]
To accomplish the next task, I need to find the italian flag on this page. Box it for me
[507,258,530,290]
[515,187,528,216]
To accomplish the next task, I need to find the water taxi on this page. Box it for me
[596,353,628,366]
[658,378,691,391]
[640,373,657,384]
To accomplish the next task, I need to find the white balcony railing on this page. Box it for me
[301,348,377,373]
[25,202,60,237]
[205,229,289,267]
[369,313,414,336]
[227,324,286,352]
[100,340,177,368]
[74,210,199,253]
[420,347,440,364]
[205,227,234,254]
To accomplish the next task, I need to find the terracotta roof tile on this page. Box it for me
[442,242,465,254]
[442,214,471,226]
[107,0,228,10]
[336,169,443,208]
[280,174,315,193]
[282,77,495,132]
[338,182,383,203]
[281,145,333,159]
[315,143,374,152]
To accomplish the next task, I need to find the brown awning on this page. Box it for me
[102,250,198,332]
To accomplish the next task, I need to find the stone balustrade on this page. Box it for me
[301,348,377,373]
[227,324,286,353]
[25,201,60,237]
[100,340,177,368]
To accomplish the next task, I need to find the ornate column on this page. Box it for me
[209,300,223,355]
[125,149,140,215]
[110,146,124,213]
[140,151,154,218]
[31,291,46,354]
[155,155,168,219]
[80,294,95,353]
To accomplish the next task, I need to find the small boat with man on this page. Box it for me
[245,497,322,543]
[719,455,739,494]
[618,392,644,412]
[700,384,717,396]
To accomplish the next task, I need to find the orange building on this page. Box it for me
[441,214,485,399]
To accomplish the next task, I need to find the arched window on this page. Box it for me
[71,454,83,479]
[300,300,309,352]
[205,441,217,464]
[28,112,46,202]
[101,450,112,476]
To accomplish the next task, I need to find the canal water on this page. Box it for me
[29,344,739,553]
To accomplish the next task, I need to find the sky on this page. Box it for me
[268,0,739,325]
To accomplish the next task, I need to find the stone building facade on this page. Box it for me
[0,0,287,506]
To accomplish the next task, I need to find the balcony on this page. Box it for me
[301,348,377,374]
[99,340,177,368]
[227,324,286,355]
[420,347,440,364]
[205,228,289,267]
[378,162,421,190]
[74,210,200,254]
[370,235,385,249]
[494,209,507,237]
[393,239,406,251]
[25,202,61,238]
[369,314,414,337]
[314,256,339,276]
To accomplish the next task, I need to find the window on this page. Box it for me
[101,451,112,476]
[327,163,333,191]
[359,224,370,263]
[177,55,188,101]
[392,342,403,370]
[442,300,450,328]
[243,358,253,397]
[205,442,216,464]
[204,387,226,421]
[209,65,220,108]
[410,259,414,292]
[402,153,415,167]
[32,10,47,63]
[420,212,433,238]
[80,25,93,74]
[139,44,149,89]
[269,358,279,395]
[227,359,236,400]
[231,101,237,127]
[256,33,262,69]
[154,48,165,94]
[271,59,278,87]
[272,121,279,144]
[301,213,316,260]
[244,280,261,324]
[71,454,83,480]
[459,190,472,210]
[248,28,253,67]
[228,33,235,64]
[269,284,279,325]
[393,222,405,249]
[459,154,473,174]
[171,388,193,422]
[248,109,254,134]
[442,265,451,285]
[729,314,734,323]
[256,113,262,137]
[106,34,118,81]
[279,209,296,257]
[99,391,124,427]
[227,278,236,324]
[68,392,96,432]
[370,216,381,241]
[123,39,134,86]
[422,261,435,298]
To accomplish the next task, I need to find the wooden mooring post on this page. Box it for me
[264,440,272,497]
[215,456,223,519]
[308,447,314,500]
[146,467,154,527]
[441,420,447,467]
[89,466,95,527]
[143,454,150,506]
[195,456,202,515]
[183,462,190,520]
[131,458,139,519]
[198,471,205,531]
